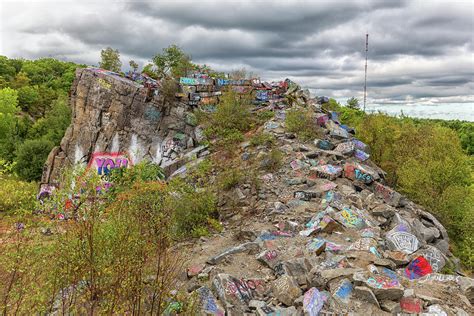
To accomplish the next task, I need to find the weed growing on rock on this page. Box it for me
[285,107,321,141]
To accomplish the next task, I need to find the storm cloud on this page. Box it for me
[0,0,473,117]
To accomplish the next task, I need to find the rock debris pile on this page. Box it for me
[179,87,473,315]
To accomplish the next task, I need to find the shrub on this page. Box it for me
[14,139,54,181]
[1,176,195,314]
[167,178,218,238]
[0,176,36,213]
[218,168,243,191]
[201,90,253,141]
[250,131,275,147]
[285,107,320,140]
[107,160,165,196]
[256,110,274,122]
[261,149,283,172]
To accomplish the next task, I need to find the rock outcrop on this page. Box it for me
[41,68,203,186]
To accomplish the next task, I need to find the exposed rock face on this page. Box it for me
[41,68,200,185]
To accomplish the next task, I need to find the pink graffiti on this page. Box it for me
[87,152,132,176]
[264,250,278,261]
[224,278,265,302]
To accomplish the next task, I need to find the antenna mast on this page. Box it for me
[363,32,369,111]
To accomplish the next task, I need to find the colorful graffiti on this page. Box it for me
[38,184,56,201]
[333,279,353,303]
[386,231,419,254]
[303,288,328,316]
[400,297,422,313]
[256,90,269,101]
[354,149,370,161]
[344,163,373,184]
[264,250,278,261]
[313,164,342,180]
[334,141,354,155]
[418,273,461,283]
[224,277,265,303]
[180,77,214,85]
[87,152,131,177]
[197,287,224,316]
[366,274,399,289]
[422,247,445,272]
[405,256,433,280]
[98,78,112,90]
[336,207,366,229]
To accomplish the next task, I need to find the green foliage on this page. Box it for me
[129,60,139,71]
[218,168,244,191]
[0,88,19,139]
[0,175,36,213]
[285,107,320,140]
[27,94,71,144]
[167,178,218,238]
[0,56,81,182]
[346,96,360,109]
[250,131,275,147]
[14,139,54,181]
[199,89,253,150]
[17,85,39,111]
[99,47,122,72]
[141,63,159,79]
[261,149,283,172]
[256,109,275,122]
[321,98,342,112]
[107,160,165,196]
[152,44,195,79]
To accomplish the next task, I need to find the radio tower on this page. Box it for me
[363,32,369,111]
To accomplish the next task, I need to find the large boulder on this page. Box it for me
[41,68,201,186]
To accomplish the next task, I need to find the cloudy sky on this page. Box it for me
[1,0,473,119]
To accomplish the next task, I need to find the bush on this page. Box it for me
[250,131,275,147]
[107,160,165,196]
[0,176,36,213]
[200,90,253,141]
[14,139,54,181]
[218,168,243,191]
[285,107,320,140]
[167,178,218,238]
[256,110,274,122]
[261,149,283,172]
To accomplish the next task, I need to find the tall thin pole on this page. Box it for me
[363,32,369,111]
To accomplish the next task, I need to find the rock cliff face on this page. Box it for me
[41,68,201,185]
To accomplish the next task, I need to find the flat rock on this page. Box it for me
[271,275,302,306]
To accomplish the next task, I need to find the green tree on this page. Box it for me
[346,96,360,109]
[129,60,139,72]
[14,139,54,181]
[141,63,159,79]
[99,47,122,72]
[27,94,71,144]
[152,45,194,79]
[0,88,19,139]
[17,85,39,111]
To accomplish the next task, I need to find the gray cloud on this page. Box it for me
[0,0,473,118]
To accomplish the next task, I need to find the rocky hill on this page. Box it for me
[41,69,473,315]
